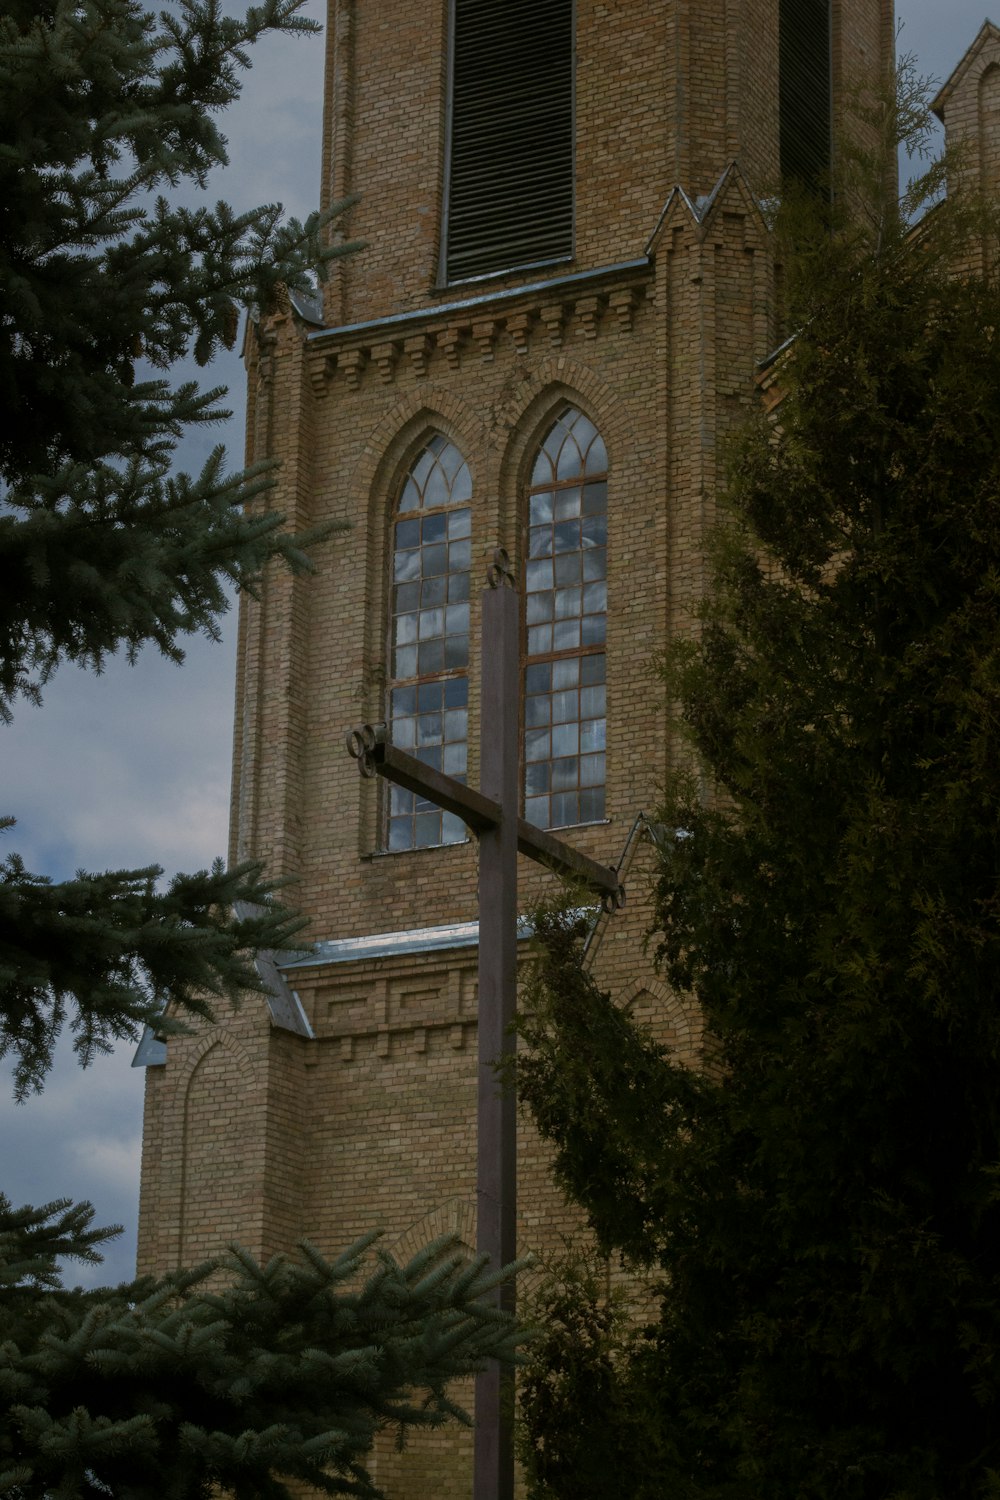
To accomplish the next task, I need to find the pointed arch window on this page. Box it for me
[523,407,607,830]
[387,435,472,851]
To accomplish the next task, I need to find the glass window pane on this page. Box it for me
[443,742,467,775]
[451,467,472,504]
[393,716,416,750]
[526,694,551,727]
[449,572,470,603]
[418,608,444,641]
[417,712,442,745]
[423,465,449,509]
[448,508,471,538]
[579,787,605,823]
[582,653,606,685]
[389,817,411,850]
[527,559,554,592]
[552,689,578,723]
[423,544,447,576]
[525,728,551,762]
[554,553,581,586]
[553,520,580,552]
[580,752,605,787]
[556,435,583,481]
[391,685,416,716]
[528,625,553,656]
[394,549,421,582]
[423,512,447,544]
[418,681,443,710]
[585,434,608,474]
[552,657,580,690]
[527,591,554,624]
[550,791,578,826]
[418,639,444,675]
[580,684,606,718]
[551,722,579,757]
[555,488,582,520]
[583,549,606,581]
[554,587,582,620]
[529,491,554,524]
[581,718,606,752]
[582,615,606,646]
[421,575,446,607]
[525,761,550,795]
[529,527,551,559]
[525,796,549,828]
[442,811,466,843]
[394,644,417,678]
[525,663,552,694]
[444,677,468,708]
[395,613,418,645]
[583,480,607,515]
[552,756,579,790]
[444,636,469,670]
[445,603,470,636]
[415,811,441,847]
[553,619,581,651]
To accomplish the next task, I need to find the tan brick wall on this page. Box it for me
[139,4,895,1495]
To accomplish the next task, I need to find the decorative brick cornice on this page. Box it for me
[303,260,651,394]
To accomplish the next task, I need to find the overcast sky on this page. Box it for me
[1,0,993,1289]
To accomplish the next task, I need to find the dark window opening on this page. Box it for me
[442,0,574,284]
[779,0,832,190]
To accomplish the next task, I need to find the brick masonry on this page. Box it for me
[137,3,905,1495]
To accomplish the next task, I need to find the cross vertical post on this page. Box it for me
[474,571,519,1500]
[345,551,625,1500]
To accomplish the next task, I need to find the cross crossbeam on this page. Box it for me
[346,549,624,1500]
[345,727,625,906]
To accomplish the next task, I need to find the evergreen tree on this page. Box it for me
[0,0,353,1089]
[516,74,1000,1500]
[0,1197,520,1499]
[0,2,519,1491]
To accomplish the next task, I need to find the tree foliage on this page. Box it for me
[0,1198,521,1499]
[0,2,519,1492]
[0,0,358,1086]
[516,73,1000,1500]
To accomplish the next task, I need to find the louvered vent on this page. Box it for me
[779,0,832,190]
[443,0,574,284]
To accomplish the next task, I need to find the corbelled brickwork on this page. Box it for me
[138,3,895,1495]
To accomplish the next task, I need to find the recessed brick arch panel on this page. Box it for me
[178,1033,258,1265]
[619,976,704,1064]
[390,1196,477,1266]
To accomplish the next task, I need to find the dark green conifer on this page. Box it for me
[516,68,1000,1500]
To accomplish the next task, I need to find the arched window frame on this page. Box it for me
[385,434,473,851]
[521,406,607,831]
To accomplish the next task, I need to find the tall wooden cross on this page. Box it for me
[346,549,624,1500]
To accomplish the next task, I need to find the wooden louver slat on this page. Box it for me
[444,0,574,283]
[779,0,832,190]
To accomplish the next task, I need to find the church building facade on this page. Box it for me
[128,2,941,1493]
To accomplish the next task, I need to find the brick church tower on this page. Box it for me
[137,1,893,1493]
